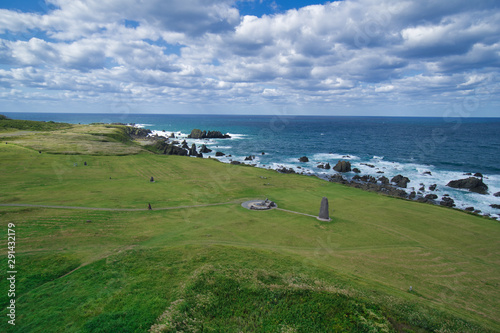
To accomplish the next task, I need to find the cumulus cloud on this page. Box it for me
[0,0,499,115]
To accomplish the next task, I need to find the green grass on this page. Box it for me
[0,124,499,332]
[0,118,71,131]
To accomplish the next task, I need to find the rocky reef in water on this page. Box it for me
[187,129,231,139]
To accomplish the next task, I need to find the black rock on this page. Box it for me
[491,204,500,209]
[423,171,432,176]
[317,162,331,170]
[124,127,152,139]
[474,172,483,178]
[245,155,255,161]
[215,151,225,157]
[425,194,438,200]
[429,184,437,191]
[465,207,475,212]
[329,174,346,183]
[231,161,242,165]
[391,175,410,188]
[277,167,295,174]
[333,160,351,172]
[189,143,198,156]
[299,156,309,162]
[360,175,377,183]
[352,168,361,173]
[361,163,375,168]
[409,191,416,200]
[378,176,389,185]
[419,186,425,191]
[188,129,230,139]
[447,177,488,195]
[199,144,212,153]
[155,141,188,156]
[440,197,455,207]
[494,192,500,197]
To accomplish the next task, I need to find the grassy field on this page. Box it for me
[0,123,499,332]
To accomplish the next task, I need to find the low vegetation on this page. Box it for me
[0,120,498,332]
[0,115,71,131]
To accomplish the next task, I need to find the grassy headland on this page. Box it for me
[0,118,499,332]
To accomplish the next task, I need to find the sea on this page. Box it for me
[4,112,500,219]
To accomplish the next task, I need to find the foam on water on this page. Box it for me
[133,123,153,128]
[226,133,247,139]
[313,153,360,161]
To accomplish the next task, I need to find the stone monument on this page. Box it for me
[317,197,331,221]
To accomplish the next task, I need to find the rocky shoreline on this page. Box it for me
[129,126,499,220]
[259,158,497,220]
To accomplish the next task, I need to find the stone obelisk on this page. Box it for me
[317,197,331,221]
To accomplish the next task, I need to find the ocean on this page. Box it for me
[4,112,500,218]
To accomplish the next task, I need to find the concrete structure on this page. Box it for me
[317,197,331,221]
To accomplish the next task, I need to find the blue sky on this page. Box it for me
[0,0,499,116]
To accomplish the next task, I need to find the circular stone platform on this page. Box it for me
[241,199,278,210]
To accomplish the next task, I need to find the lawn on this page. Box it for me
[0,124,499,332]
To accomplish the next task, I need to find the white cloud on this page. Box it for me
[0,0,499,115]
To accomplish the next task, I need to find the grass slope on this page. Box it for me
[0,124,499,332]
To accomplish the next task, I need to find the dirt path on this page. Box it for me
[1,200,318,218]
[0,200,243,211]
[275,207,318,218]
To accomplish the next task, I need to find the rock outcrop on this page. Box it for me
[391,175,410,188]
[189,144,198,156]
[333,160,351,172]
[447,177,488,194]
[188,129,231,139]
[199,144,212,153]
[329,174,346,183]
[277,167,295,174]
[440,197,455,207]
[378,176,389,185]
[162,144,188,156]
[299,156,309,162]
[317,163,331,169]
[124,126,152,139]
[328,174,407,198]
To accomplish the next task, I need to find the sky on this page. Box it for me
[0,0,499,116]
